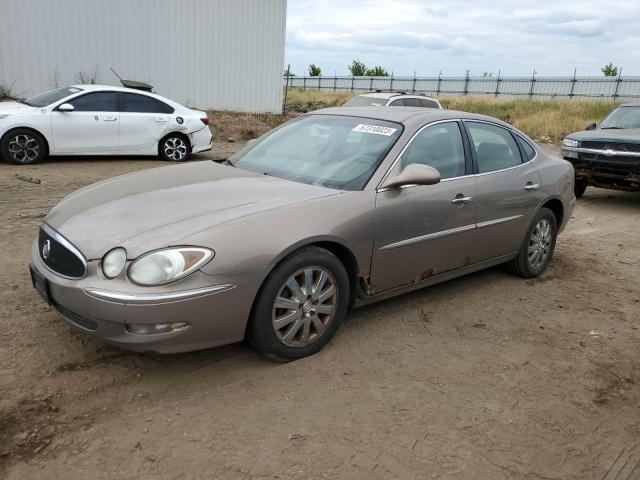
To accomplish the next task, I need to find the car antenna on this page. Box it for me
[110,67,154,93]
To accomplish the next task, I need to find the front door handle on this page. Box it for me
[103,116,117,122]
[452,195,473,205]
[524,182,540,191]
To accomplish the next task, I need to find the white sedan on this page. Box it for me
[0,85,212,164]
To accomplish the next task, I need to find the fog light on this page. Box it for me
[126,322,189,335]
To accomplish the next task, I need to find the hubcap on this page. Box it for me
[163,137,187,160]
[272,267,338,348]
[8,134,39,163]
[528,218,552,270]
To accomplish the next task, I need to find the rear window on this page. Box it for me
[420,99,440,109]
[342,95,387,107]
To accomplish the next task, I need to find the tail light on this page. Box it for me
[200,118,209,126]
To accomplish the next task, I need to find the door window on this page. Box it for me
[516,135,536,161]
[420,99,439,108]
[67,92,117,112]
[466,122,522,173]
[122,93,169,113]
[400,122,466,179]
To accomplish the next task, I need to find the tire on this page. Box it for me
[158,133,190,162]
[574,180,587,198]
[246,247,350,361]
[508,207,558,278]
[1,128,48,165]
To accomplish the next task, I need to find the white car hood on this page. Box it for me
[0,101,38,115]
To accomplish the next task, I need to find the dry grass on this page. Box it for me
[284,89,618,144]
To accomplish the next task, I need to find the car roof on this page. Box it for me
[310,106,511,127]
[71,84,153,94]
[355,91,437,100]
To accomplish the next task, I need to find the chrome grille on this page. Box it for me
[38,225,87,279]
[581,141,640,153]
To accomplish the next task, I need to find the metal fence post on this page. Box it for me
[333,75,337,92]
[463,70,470,96]
[390,73,394,92]
[370,76,373,91]
[568,68,577,100]
[436,71,442,96]
[282,64,290,115]
[318,75,321,91]
[529,69,536,99]
[495,69,501,97]
[351,76,354,92]
[613,68,623,101]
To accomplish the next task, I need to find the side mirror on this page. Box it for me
[380,164,441,190]
[585,122,597,131]
[57,103,74,112]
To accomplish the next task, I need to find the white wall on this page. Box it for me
[0,0,287,112]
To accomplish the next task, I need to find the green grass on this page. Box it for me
[284,89,618,144]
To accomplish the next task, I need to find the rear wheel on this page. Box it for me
[574,180,587,198]
[159,133,190,162]
[246,247,350,361]
[509,207,557,278]
[1,129,47,165]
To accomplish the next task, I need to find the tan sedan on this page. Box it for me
[30,107,575,360]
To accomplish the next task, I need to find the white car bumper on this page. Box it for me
[190,127,213,153]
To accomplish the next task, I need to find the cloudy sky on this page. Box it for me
[285,0,640,77]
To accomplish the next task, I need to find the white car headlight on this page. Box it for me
[128,247,214,286]
[562,138,579,148]
[102,248,127,279]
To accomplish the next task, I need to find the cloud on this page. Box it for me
[285,0,640,76]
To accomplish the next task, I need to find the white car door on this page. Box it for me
[50,91,119,154]
[118,93,173,154]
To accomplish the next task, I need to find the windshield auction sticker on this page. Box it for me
[352,124,398,136]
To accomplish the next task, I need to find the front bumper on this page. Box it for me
[562,146,640,191]
[30,241,269,353]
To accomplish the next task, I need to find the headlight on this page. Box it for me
[562,138,579,148]
[128,247,213,286]
[102,247,127,279]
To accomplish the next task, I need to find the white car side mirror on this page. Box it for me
[58,103,75,112]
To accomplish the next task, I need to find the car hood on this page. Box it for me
[44,162,341,259]
[0,101,37,114]
[566,128,640,143]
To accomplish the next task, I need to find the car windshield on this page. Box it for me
[342,96,387,107]
[599,106,640,129]
[230,115,403,190]
[23,87,83,107]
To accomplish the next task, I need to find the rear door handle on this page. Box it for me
[103,116,117,122]
[452,195,473,205]
[155,118,169,122]
[524,182,540,191]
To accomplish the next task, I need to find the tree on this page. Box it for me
[283,69,296,77]
[601,63,619,77]
[365,66,389,76]
[348,59,367,76]
[308,64,321,76]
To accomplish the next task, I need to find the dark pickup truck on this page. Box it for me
[561,103,640,197]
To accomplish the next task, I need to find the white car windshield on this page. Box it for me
[342,96,387,107]
[23,87,83,107]
[230,115,403,190]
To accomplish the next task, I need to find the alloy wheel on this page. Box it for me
[272,267,338,348]
[163,137,187,161]
[528,218,552,270]
[8,134,40,163]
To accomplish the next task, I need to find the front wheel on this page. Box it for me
[159,134,190,162]
[509,207,558,278]
[246,247,350,361]
[574,180,587,198]
[1,129,48,165]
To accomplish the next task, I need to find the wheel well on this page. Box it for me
[542,198,564,227]
[159,131,191,152]
[1,127,50,155]
[313,241,359,307]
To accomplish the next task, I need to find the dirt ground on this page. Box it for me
[1,135,639,479]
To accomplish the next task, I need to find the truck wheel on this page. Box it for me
[574,181,587,198]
